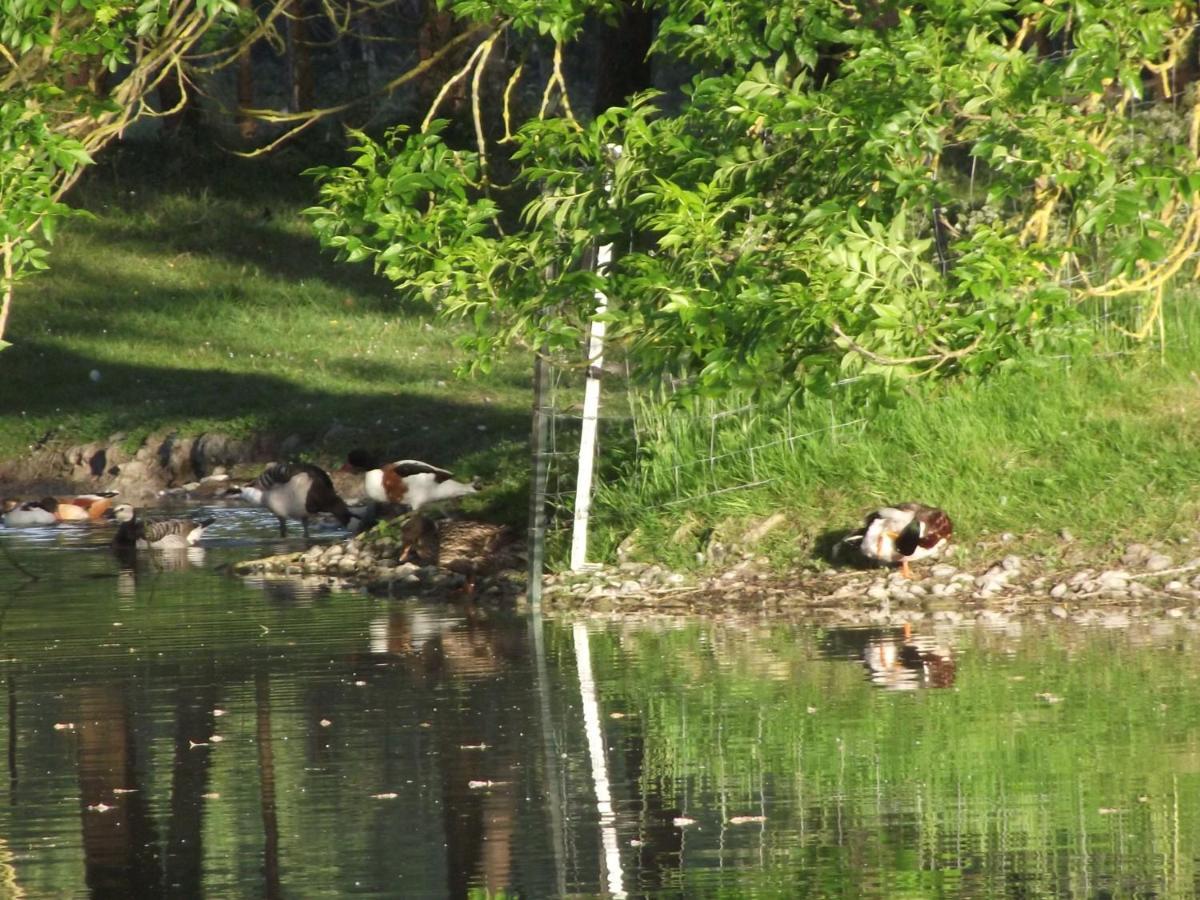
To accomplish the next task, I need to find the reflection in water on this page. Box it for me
[76,684,162,896]
[862,624,957,690]
[3,515,1200,897]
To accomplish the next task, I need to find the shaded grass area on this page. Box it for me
[589,306,1200,571]
[2,145,533,520]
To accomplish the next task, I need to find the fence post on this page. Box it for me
[527,347,552,611]
[570,144,621,571]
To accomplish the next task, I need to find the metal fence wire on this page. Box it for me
[523,253,1198,589]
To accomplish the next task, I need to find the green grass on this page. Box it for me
[7,143,1200,573]
[587,307,1200,571]
[1,145,533,519]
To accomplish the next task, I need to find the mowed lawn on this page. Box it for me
[1,145,534,492]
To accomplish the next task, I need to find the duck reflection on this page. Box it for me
[111,545,207,600]
[862,624,956,690]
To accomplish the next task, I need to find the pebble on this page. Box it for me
[1145,554,1173,572]
[1049,583,1069,599]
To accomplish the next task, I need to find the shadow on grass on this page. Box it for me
[69,148,400,312]
[3,342,530,474]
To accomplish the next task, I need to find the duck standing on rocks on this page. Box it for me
[342,449,478,511]
[240,462,355,538]
[2,497,60,527]
[859,503,952,579]
[111,504,215,549]
[400,514,522,595]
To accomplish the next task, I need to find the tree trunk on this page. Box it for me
[286,0,314,113]
[236,0,257,139]
[591,0,656,114]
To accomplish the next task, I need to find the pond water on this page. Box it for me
[1,503,1199,898]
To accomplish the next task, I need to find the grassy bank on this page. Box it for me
[585,310,1200,571]
[1,145,533,511]
[6,144,1200,573]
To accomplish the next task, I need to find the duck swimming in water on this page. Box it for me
[111,504,215,549]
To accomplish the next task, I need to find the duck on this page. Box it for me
[111,504,215,549]
[863,623,956,690]
[342,449,478,511]
[238,461,355,538]
[51,491,120,522]
[2,497,60,527]
[859,502,952,578]
[399,514,523,594]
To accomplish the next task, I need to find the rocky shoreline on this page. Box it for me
[231,527,1200,627]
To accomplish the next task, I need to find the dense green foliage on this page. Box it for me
[307,0,1200,395]
[0,0,241,343]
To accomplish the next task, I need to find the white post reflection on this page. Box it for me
[573,622,626,899]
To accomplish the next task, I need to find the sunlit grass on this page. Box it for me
[588,304,1200,570]
[2,147,533,504]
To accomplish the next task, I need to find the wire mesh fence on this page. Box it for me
[525,261,1196,582]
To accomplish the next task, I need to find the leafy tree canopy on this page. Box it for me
[308,0,1200,395]
[0,0,243,345]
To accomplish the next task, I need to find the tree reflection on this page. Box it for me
[75,684,163,896]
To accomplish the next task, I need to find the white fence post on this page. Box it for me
[570,144,621,572]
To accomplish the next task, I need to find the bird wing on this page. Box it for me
[389,460,457,482]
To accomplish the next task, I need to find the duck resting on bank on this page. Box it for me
[399,513,522,595]
[111,504,215,549]
[858,502,952,579]
[236,461,356,538]
[342,449,478,512]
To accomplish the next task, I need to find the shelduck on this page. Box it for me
[342,449,478,511]
[859,502,952,579]
[239,462,355,537]
[2,497,60,527]
[52,491,120,522]
[111,504,215,549]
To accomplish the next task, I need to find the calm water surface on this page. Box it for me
[1,503,1199,898]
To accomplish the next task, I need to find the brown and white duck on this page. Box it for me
[52,491,120,522]
[399,514,522,594]
[2,492,120,526]
[859,502,952,578]
[2,497,60,527]
[342,449,478,511]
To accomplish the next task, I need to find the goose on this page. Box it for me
[399,513,522,594]
[342,449,478,511]
[111,504,215,549]
[2,497,60,527]
[859,503,952,579]
[240,462,355,537]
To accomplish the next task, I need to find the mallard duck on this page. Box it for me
[863,623,956,690]
[111,504,215,549]
[2,497,59,527]
[238,462,355,538]
[400,514,522,594]
[860,503,952,578]
[342,449,478,511]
